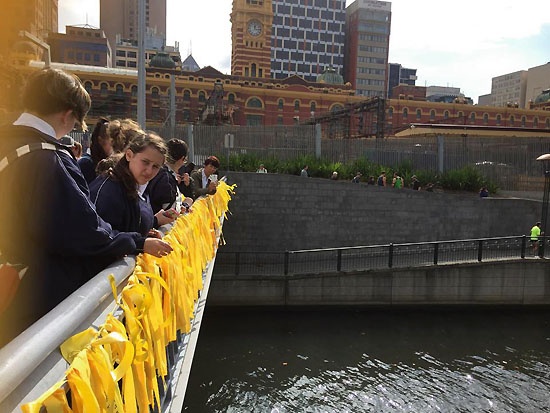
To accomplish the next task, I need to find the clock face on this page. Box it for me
[248,20,262,36]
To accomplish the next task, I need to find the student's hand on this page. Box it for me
[156,208,178,226]
[144,238,173,258]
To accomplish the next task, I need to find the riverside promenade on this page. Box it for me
[210,172,549,307]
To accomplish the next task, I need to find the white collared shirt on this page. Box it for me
[201,169,208,188]
[13,113,57,139]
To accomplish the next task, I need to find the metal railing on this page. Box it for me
[215,235,543,277]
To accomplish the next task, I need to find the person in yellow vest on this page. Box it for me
[530,222,541,256]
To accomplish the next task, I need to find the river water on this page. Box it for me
[183,307,550,412]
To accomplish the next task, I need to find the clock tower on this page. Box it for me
[230,0,273,79]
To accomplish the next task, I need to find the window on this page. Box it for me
[151,87,159,99]
[183,90,190,101]
[198,91,206,102]
[403,108,408,119]
[534,117,538,128]
[496,114,501,126]
[509,115,514,126]
[84,81,92,94]
[310,101,316,114]
[131,85,137,97]
[483,113,489,125]
[444,110,449,120]
[470,112,475,123]
[521,116,526,127]
[100,83,108,96]
[416,109,421,120]
[430,110,436,121]
[278,99,284,110]
[116,84,124,96]
[228,93,235,104]
[247,98,263,108]
[294,100,300,111]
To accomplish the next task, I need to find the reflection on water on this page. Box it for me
[184,307,550,412]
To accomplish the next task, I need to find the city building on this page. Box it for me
[344,0,391,98]
[99,0,167,66]
[48,25,112,68]
[230,0,274,79]
[270,0,346,82]
[114,36,181,69]
[491,70,527,108]
[1,0,57,60]
[387,63,417,98]
[425,86,471,104]
[478,94,492,106]
[525,62,550,107]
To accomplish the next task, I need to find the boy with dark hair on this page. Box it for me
[190,155,220,199]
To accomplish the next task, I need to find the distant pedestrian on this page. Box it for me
[330,171,338,180]
[257,164,268,173]
[479,187,489,198]
[411,175,420,190]
[351,172,362,183]
[301,165,309,177]
[367,176,375,185]
[377,171,386,186]
[530,222,541,256]
[392,172,403,188]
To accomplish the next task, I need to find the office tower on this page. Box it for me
[1,0,58,60]
[100,0,167,61]
[388,63,417,98]
[345,0,391,98]
[270,0,346,82]
[49,25,112,67]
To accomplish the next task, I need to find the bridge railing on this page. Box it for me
[215,235,541,276]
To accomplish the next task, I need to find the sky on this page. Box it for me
[58,0,550,104]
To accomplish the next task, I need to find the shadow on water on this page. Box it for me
[184,306,550,412]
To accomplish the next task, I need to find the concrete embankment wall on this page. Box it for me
[221,172,541,252]
[208,260,550,307]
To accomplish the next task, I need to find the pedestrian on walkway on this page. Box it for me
[530,222,542,256]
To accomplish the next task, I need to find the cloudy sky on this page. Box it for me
[58,0,550,103]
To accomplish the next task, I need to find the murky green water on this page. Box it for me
[184,307,550,412]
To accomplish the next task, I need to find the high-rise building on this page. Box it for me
[48,25,112,68]
[387,63,417,98]
[100,0,167,64]
[270,0,346,82]
[491,70,526,108]
[344,0,391,98]
[1,0,58,60]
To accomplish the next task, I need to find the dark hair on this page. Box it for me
[90,117,110,166]
[166,139,189,164]
[22,68,91,130]
[204,155,220,168]
[112,132,167,199]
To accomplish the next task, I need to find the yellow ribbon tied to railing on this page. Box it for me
[21,180,236,412]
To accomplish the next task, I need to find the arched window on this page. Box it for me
[310,101,316,113]
[483,113,489,125]
[228,93,235,104]
[416,109,421,120]
[546,118,550,129]
[100,82,108,96]
[183,110,190,121]
[521,116,526,127]
[131,85,137,97]
[457,111,464,120]
[534,117,538,128]
[278,99,284,110]
[198,91,206,102]
[470,112,475,123]
[251,63,257,78]
[151,87,159,99]
[430,110,436,121]
[183,90,191,101]
[388,107,393,118]
[84,81,93,94]
[443,110,449,120]
[294,100,300,111]
[247,97,263,108]
[509,115,515,126]
[496,114,502,126]
[115,84,124,96]
[403,108,408,119]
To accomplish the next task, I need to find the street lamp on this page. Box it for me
[535,154,550,257]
